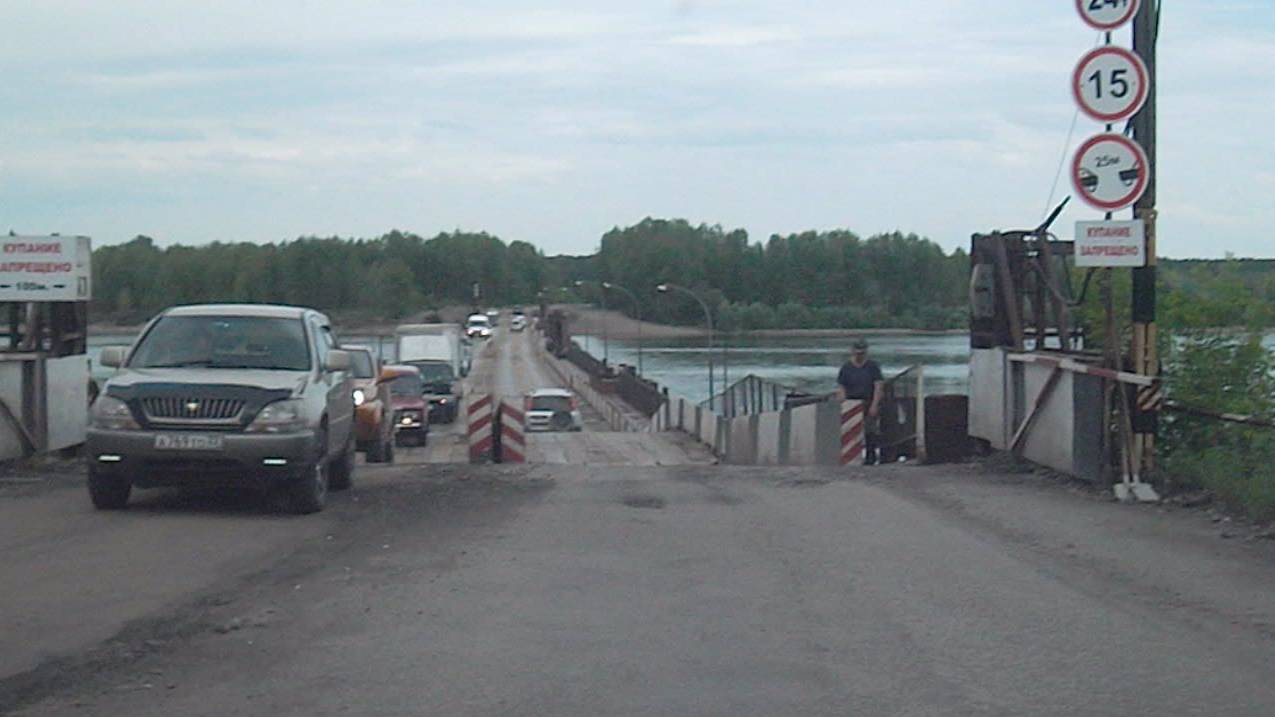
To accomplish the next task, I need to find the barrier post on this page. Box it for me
[467,394,495,464]
[840,400,866,466]
[498,399,526,463]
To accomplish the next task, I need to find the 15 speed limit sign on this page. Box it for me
[1076,0,1140,31]
[1072,46,1149,123]
[1072,133,1149,211]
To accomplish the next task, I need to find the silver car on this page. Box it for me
[86,304,356,514]
[524,388,583,432]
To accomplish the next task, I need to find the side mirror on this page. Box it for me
[99,346,127,368]
[325,349,351,372]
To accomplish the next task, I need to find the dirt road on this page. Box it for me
[3,324,1274,715]
[3,456,1275,715]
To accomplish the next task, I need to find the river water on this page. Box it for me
[576,332,972,404]
[87,329,1275,406]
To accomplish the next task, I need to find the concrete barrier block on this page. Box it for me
[789,404,819,464]
[757,412,781,465]
[727,415,753,464]
[816,400,842,466]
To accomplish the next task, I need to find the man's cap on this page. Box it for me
[852,338,869,350]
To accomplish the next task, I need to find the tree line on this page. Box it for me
[92,231,554,323]
[90,220,1275,333]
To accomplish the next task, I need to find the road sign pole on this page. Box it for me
[1131,0,1158,472]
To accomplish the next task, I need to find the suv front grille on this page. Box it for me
[142,397,245,422]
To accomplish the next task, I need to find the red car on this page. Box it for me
[381,364,430,447]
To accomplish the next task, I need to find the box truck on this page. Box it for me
[394,324,467,423]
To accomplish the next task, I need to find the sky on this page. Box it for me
[2,1,1272,258]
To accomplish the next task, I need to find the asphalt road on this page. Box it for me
[3,456,1275,716]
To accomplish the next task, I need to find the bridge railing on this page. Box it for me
[701,374,803,419]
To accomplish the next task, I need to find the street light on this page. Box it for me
[602,281,643,375]
[574,280,609,364]
[656,283,714,402]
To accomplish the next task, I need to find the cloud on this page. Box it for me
[0,1,1272,257]
[664,26,799,47]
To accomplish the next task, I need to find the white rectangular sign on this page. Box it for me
[1075,220,1145,267]
[0,236,92,302]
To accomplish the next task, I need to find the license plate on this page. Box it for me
[154,434,225,451]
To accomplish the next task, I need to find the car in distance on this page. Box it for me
[510,314,527,332]
[524,388,583,432]
[382,364,430,446]
[86,304,356,514]
[465,313,493,340]
[347,346,395,463]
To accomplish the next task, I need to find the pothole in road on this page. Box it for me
[621,495,666,510]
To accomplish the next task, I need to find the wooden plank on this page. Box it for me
[1010,366,1063,455]
[992,235,1025,351]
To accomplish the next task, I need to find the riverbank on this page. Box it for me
[562,307,967,341]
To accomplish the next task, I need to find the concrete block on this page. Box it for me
[756,412,781,465]
[815,400,842,466]
[789,404,819,464]
[727,415,754,464]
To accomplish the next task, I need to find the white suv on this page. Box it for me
[524,388,583,432]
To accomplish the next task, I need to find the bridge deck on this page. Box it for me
[391,326,715,467]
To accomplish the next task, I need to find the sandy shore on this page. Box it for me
[560,307,965,341]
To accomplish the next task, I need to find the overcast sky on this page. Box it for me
[2,1,1271,258]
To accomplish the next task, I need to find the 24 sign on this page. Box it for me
[1076,0,1140,31]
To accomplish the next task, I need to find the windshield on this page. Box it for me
[348,350,375,379]
[409,362,455,383]
[467,316,490,328]
[530,395,572,412]
[389,374,423,396]
[129,316,311,371]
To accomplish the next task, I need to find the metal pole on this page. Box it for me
[605,283,643,375]
[1131,0,1158,472]
[602,290,609,366]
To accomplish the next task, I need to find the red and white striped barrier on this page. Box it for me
[840,400,866,466]
[499,400,526,464]
[467,394,494,464]
[1007,353,1157,387]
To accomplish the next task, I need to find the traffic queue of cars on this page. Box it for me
[87,303,583,514]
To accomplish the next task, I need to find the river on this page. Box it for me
[87,329,1275,406]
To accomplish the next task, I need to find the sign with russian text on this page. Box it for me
[1075,220,1145,267]
[0,236,92,301]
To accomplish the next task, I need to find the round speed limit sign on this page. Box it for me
[1072,46,1149,123]
[1072,133,1149,211]
[1076,0,1140,31]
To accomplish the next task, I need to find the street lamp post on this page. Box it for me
[575,280,609,365]
[602,281,643,375]
[656,283,714,403]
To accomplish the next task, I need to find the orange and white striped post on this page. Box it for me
[467,394,494,464]
[840,400,866,466]
[499,399,526,464]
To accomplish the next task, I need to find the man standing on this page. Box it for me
[836,338,884,465]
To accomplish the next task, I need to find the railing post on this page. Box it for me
[916,365,927,464]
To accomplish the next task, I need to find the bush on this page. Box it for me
[1160,331,1275,520]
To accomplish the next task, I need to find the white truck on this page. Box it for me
[394,324,468,423]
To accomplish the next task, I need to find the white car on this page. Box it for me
[510,314,527,332]
[465,314,492,339]
[524,388,583,432]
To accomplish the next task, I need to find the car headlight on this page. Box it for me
[247,399,307,434]
[90,396,139,430]
[352,388,366,407]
